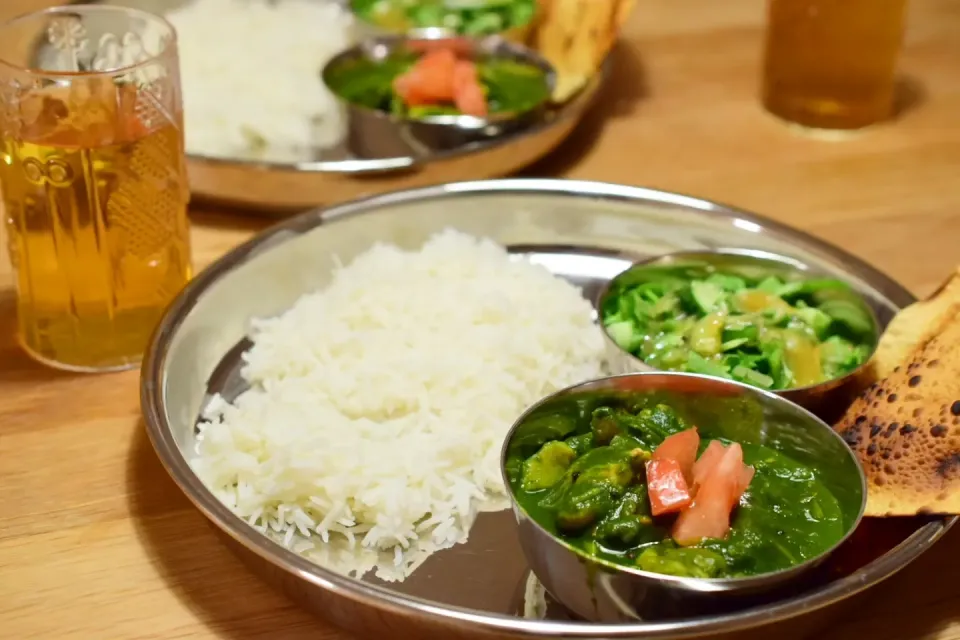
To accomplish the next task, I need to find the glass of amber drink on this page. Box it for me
[0,6,191,371]
[761,0,909,131]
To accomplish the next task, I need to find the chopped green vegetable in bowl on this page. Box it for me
[599,252,880,391]
[351,0,537,37]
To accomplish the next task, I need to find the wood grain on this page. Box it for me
[2,0,960,638]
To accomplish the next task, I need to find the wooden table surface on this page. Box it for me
[3,0,960,638]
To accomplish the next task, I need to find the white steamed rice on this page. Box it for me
[193,230,606,581]
[165,0,356,162]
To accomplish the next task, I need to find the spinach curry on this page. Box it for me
[506,399,847,579]
[325,50,551,119]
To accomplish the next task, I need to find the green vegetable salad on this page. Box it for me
[352,0,537,36]
[600,262,878,390]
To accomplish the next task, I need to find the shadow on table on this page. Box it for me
[125,415,960,640]
[893,75,926,120]
[125,422,345,640]
[189,205,277,232]
[0,290,77,384]
[522,39,648,178]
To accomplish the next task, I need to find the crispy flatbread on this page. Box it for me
[834,304,960,516]
[864,267,960,381]
[531,0,637,101]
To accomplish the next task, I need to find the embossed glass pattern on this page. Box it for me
[0,6,191,371]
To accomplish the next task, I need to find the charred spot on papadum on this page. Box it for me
[935,453,960,479]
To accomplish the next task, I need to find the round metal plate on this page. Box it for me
[142,179,954,639]
[86,0,608,211]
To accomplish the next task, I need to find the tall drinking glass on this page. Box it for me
[761,0,909,131]
[0,6,192,372]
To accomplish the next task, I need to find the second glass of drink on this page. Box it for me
[761,0,909,131]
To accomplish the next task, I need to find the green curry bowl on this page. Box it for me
[500,371,867,622]
[596,250,883,418]
[321,30,555,159]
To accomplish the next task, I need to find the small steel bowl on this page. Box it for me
[321,30,556,160]
[500,371,868,623]
[595,249,883,419]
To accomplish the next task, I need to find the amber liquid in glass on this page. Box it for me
[762,0,908,130]
[1,84,191,371]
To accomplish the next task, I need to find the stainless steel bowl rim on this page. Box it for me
[595,249,883,396]
[321,32,557,127]
[499,370,868,589]
[141,178,955,638]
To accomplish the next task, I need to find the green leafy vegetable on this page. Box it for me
[352,0,537,36]
[520,441,576,491]
[601,263,877,390]
[636,544,729,578]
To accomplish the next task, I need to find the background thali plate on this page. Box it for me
[82,0,611,212]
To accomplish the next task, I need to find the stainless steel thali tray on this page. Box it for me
[184,71,605,212]
[142,179,954,639]
[84,0,609,212]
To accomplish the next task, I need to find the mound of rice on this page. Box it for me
[165,0,355,162]
[194,230,606,580]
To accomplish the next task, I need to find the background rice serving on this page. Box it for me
[165,0,356,162]
[193,230,606,581]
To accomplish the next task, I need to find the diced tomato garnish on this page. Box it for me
[692,440,725,488]
[394,49,457,107]
[736,465,755,502]
[393,72,424,105]
[451,60,487,117]
[652,428,699,485]
[416,49,457,98]
[454,82,487,117]
[452,60,477,93]
[671,444,743,546]
[646,458,693,516]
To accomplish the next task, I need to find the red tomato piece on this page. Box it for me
[452,60,477,93]
[415,49,456,99]
[671,444,743,546]
[454,81,487,117]
[720,443,746,505]
[735,464,755,502]
[393,71,435,106]
[392,73,419,105]
[692,440,725,488]
[452,60,487,117]
[646,458,693,516]
[652,428,700,485]
[394,49,457,107]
